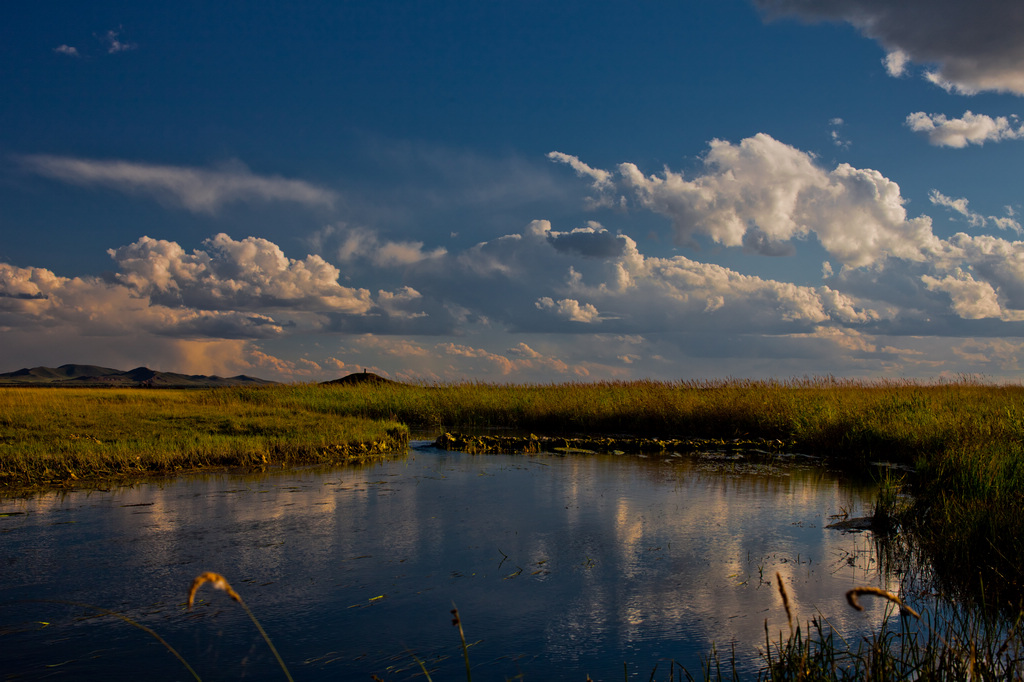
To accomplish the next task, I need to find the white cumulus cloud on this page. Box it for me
[0,233,464,380]
[829,118,851,149]
[549,140,1024,326]
[99,28,136,54]
[930,190,1022,233]
[921,270,1005,320]
[0,262,288,339]
[939,233,1024,311]
[316,224,447,267]
[535,297,602,323]
[556,134,939,268]
[108,234,376,314]
[883,50,910,77]
[907,111,1024,148]
[546,151,614,191]
[448,220,885,335]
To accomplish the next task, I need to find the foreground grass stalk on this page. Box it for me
[32,578,1024,680]
[845,586,921,620]
[35,599,202,681]
[188,572,294,682]
[450,605,472,682]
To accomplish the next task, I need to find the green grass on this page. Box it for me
[0,386,408,488]
[274,378,1024,468]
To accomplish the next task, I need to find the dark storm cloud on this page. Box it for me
[547,230,628,258]
[742,228,798,257]
[753,0,1024,94]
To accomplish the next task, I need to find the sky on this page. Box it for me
[4,1,1024,383]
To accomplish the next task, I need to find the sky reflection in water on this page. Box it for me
[0,447,898,680]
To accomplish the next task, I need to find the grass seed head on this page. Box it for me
[188,571,242,609]
[845,586,921,619]
[776,572,794,635]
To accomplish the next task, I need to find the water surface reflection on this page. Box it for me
[1,447,896,680]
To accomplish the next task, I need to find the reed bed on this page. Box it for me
[703,572,1024,682]
[285,377,1024,465]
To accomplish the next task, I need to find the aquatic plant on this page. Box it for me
[745,574,1024,682]
[870,470,910,533]
[450,606,473,682]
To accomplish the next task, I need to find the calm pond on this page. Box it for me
[1,444,901,680]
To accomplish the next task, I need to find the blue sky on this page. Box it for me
[4,1,1024,383]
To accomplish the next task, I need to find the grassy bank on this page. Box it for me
[280,377,1024,464]
[8,378,1017,471]
[0,387,408,488]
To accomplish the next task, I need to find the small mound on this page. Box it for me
[322,371,399,386]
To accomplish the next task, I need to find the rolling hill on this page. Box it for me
[0,364,277,388]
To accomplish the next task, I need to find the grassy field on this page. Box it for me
[0,386,408,488]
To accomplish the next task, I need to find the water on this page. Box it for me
[0,446,899,680]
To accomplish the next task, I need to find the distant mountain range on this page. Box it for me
[0,364,278,388]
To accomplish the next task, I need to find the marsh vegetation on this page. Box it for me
[0,386,408,488]
[3,376,1024,679]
